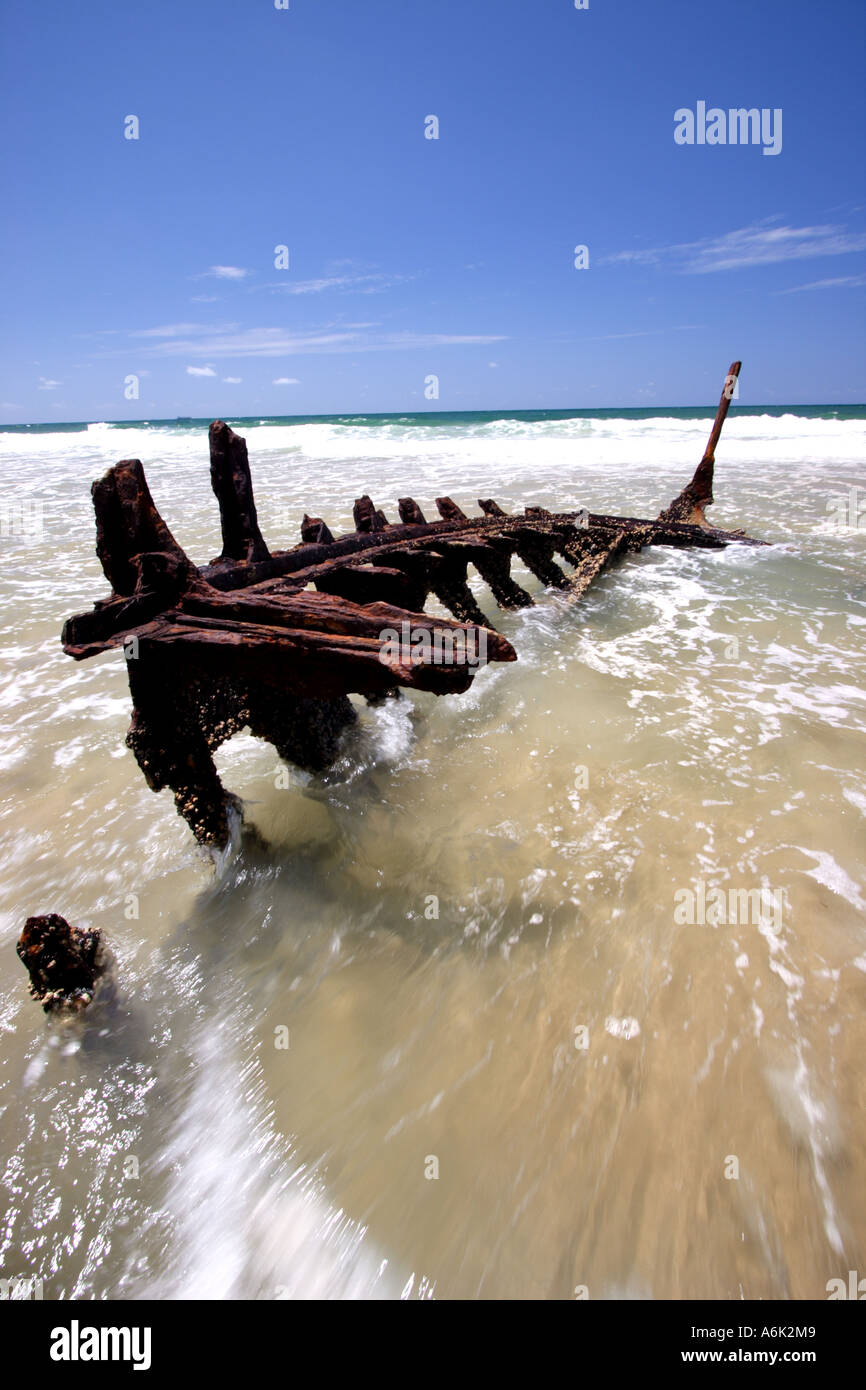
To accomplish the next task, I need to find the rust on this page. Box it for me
[61,364,761,847]
[17,915,105,1013]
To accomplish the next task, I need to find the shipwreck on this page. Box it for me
[61,361,761,848]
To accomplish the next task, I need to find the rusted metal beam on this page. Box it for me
[209,420,271,563]
[658,361,741,527]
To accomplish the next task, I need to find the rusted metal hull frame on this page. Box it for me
[61,361,761,846]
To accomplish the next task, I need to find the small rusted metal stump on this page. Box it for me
[17,915,104,1013]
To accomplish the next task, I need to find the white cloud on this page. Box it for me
[137,327,507,359]
[603,220,866,274]
[273,377,300,385]
[186,365,217,377]
[133,322,237,339]
[779,273,866,293]
[372,332,507,350]
[222,376,243,384]
[37,377,61,389]
[586,324,702,342]
[260,272,413,296]
[598,329,653,340]
[138,328,354,358]
[203,266,249,280]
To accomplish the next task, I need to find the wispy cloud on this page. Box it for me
[157,329,361,358]
[197,266,250,281]
[222,376,242,384]
[603,220,866,274]
[778,273,866,293]
[273,377,300,385]
[37,377,61,389]
[133,322,238,339]
[585,324,703,342]
[134,326,507,359]
[378,332,507,350]
[186,365,217,377]
[259,272,413,296]
[206,266,249,280]
[589,329,656,342]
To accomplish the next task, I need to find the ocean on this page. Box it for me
[1,405,864,1299]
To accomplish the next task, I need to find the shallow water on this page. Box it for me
[1,410,864,1299]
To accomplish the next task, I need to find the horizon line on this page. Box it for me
[2,400,864,430]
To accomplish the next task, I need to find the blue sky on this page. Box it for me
[1,0,864,422]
